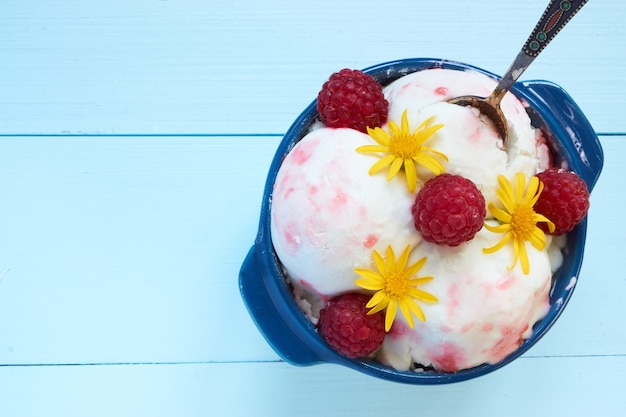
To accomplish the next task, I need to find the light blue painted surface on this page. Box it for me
[0,1,624,416]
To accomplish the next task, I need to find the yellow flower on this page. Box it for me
[357,109,447,193]
[483,173,555,274]
[354,245,438,332]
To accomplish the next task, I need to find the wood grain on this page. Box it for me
[0,135,624,365]
[1,0,623,134]
[0,0,624,415]
[1,357,625,417]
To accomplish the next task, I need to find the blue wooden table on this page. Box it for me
[1,1,624,416]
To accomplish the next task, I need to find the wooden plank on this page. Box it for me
[0,135,281,364]
[1,0,623,135]
[0,135,623,365]
[1,357,625,417]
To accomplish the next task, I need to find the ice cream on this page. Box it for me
[271,127,419,297]
[269,67,569,372]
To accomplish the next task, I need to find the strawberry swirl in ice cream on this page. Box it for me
[269,67,589,372]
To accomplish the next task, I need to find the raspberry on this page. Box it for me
[317,293,385,358]
[535,168,590,235]
[412,174,486,246]
[316,69,389,133]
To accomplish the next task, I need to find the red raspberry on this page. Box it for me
[535,168,590,235]
[412,174,486,246]
[317,293,385,358]
[316,69,389,133]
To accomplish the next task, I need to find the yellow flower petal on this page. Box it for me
[368,154,395,175]
[483,232,512,254]
[514,238,530,274]
[420,146,449,162]
[534,213,556,233]
[407,299,426,323]
[385,299,398,331]
[404,258,428,277]
[407,276,433,286]
[385,245,395,271]
[398,300,414,329]
[367,303,387,316]
[366,127,391,146]
[416,115,437,131]
[512,173,523,201]
[372,249,386,274]
[417,123,444,142]
[409,288,439,303]
[527,226,547,251]
[404,158,418,192]
[387,157,403,181]
[366,291,389,314]
[397,245,411,271]
[388,120,402,138]
[354,271,384,290]
[487,203,513,224]
[400,110,410,133]
[526,176,542,206]
[356,145,389,154]
[483,222,511,234]
[413,153,446,176]
[496,175,516,211]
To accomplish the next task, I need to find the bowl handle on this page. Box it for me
[519,80,604,191]
[239,245,323,366]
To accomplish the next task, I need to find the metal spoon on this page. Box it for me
[448,0,589,149]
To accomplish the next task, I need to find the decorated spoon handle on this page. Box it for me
[524,0,589,57]
[493,0,589,100]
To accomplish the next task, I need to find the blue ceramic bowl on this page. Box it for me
[239,58,603,384]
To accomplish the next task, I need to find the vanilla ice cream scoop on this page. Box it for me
[271,127,420,297]
[383,69,551,205]
[377,229,553,371]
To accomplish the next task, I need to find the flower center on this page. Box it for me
[389,133,421,159]
[510,204,537,240]
[384,271,410,299]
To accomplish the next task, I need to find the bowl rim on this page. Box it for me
[242,57,603,384]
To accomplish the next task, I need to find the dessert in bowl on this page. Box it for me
[239,58,603,384]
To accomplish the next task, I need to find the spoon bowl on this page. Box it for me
[448,90,509,146]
